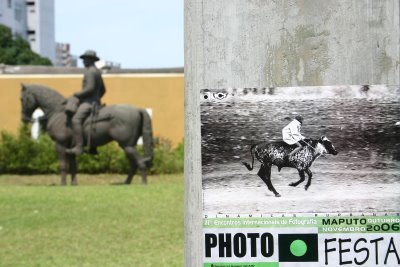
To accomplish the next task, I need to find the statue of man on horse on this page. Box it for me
[66,50,106,155]
[20,50,153,185]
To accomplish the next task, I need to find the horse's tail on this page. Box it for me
[140,109,154,168]
[242,144,257,171]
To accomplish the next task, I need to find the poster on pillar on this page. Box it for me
[200,85,400,267]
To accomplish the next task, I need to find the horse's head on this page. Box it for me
[319,136,338,155]
[20,84,38,123]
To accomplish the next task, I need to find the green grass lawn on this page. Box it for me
[0,174,184,267]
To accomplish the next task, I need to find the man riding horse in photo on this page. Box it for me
[66,50,106,155]
[282,115,305,157]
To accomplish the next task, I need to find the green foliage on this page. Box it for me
[0,24,52,66]
[0,126,183,174]
[0,24,13,47]
[150,138,184,174]
[0,125,58,174]
[77,143,129,174]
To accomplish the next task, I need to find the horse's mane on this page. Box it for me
[25,84,66,103]
[303,138,319,148]
[25,84,67,113]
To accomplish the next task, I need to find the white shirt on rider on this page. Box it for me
[282,119,305,145]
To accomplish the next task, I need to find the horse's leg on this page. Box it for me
[289,170,305,187]
[56,144,68,186]
[304,169,313,190]
[123,146,147,184]
[257,164,280,197]
[68,154,78,185]
[124,156,138,185]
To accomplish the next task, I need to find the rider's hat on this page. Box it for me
[79,50,100,61]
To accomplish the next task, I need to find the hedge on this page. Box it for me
[0,125,183,175]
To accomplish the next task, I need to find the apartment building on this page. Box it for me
[0,0,56,63]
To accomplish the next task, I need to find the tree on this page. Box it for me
[0,24,52,66]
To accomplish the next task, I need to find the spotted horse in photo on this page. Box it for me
[242,136,338,197]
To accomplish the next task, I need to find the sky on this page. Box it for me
[55,0,184,69]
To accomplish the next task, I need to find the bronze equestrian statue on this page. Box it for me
[66,50,106,155]
[20,72,153,185]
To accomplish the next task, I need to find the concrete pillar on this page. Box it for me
[184,1,399,265]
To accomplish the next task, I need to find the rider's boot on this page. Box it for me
[66,124,84,155]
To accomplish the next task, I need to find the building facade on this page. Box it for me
[26,0,56,63]
[0,0,55,63]
[55,43,77,67]
[0,0,28,38]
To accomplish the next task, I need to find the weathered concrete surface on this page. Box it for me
[187,0,399,88]
[184,1,399,266]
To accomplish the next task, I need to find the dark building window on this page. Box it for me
[7,0,12,8]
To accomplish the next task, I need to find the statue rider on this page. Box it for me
[66,50,106,155]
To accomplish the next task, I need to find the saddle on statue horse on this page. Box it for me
[65,96,110,121]
[64,96,113,154]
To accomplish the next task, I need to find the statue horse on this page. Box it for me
[20,84,153,185]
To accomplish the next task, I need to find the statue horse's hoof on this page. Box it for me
[289,183,296,187]
[275,193,281,197]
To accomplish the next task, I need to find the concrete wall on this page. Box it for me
[0,73,184,146]
[184,0,399,265]
[187,0,399,88]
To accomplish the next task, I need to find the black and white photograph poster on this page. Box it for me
[201,85,400,267]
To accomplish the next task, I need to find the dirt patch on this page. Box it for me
[203,161,400,214]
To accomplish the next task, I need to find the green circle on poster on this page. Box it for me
[290,239,308,257]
